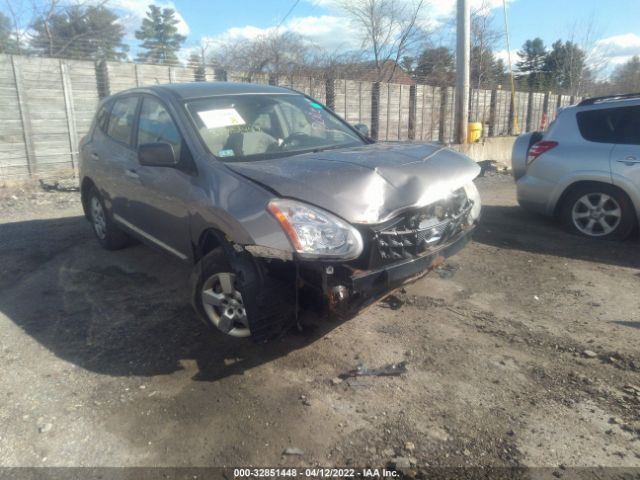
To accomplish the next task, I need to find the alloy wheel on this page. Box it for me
[571,193,622,237]
[201,272,250,338]
[91,196,107,240]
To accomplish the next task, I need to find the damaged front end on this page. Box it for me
[298,182,480,316]
[239,180,480,336]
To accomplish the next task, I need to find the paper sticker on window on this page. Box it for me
[198,108,246,129]
[218,149,235,157]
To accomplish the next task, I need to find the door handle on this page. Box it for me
[125,169,140,179]
[617,156,640,165]
[90,152,99,160]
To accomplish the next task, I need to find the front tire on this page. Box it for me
[191,248,251,338]
[87,187,130,250]
[560,184,635,240]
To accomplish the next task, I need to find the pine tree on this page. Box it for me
[516,38,547,90]
[135,5,186,65]
[0,12,16,54]
[30,5,128,61]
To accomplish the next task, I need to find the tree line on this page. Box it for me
[0,0,639,96]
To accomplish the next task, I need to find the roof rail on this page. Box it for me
[578,92,640,106]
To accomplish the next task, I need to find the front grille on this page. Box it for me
[367,188,472,267]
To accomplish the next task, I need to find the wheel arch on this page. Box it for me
[80,177,96,219]
[553,180,634,218]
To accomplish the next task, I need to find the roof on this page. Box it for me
[341,61,416,85]
[124,81,297,100]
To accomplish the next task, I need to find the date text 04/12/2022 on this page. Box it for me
[233,468,400,477]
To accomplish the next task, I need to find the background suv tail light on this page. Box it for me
[527,141,558,165]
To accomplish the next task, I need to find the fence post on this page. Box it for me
[408,84,417,140]
[10,55,36,176]
[370,82,380,140]
[60,60,79,177]
[525,91,534,132]
[541,91,551,130]
[134,63,142,86]
[508,91,516,136]
[439,87,449,143]
[488,89,497,137]
[325,78,335,110]
[95,60,110,98]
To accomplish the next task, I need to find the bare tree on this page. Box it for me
[336,0,428,82]
[211,31,311,79]
[470,0,503,90]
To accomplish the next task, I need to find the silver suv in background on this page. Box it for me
[512,93,640,239]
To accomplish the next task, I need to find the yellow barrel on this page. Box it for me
[467,122,482,143]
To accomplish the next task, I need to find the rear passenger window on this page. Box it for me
[107,97,139,146]
[577,106,640,145]
[137,97,181,159]
[95,102,111,133]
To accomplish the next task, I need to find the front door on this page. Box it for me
[124,95,195,261]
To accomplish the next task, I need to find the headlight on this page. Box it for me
[463,181,482,222]
[267,199,363,260]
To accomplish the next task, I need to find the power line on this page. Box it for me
[275,0,301,31]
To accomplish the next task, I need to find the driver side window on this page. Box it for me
[137,97,182,159]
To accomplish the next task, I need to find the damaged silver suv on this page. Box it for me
[79,82,481,341]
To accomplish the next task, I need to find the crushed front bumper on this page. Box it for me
[349,225,474,296]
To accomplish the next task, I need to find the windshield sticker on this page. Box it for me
[198,108,246,129]
[309,108,325,129]
[218,149,235,157]
[309,102,323,109]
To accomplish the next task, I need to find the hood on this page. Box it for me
[225,143,481,224]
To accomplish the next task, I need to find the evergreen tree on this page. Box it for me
[0,11,17,54]
[414,47,455,86]
[544,40,587,95]
[135,5,186,65]
[516,38,547,90]
[611,56,640,93]
[30,5,128,60]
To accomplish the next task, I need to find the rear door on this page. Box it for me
[609,105,640,200]
[96,95,140,219]
[125,95,195,261]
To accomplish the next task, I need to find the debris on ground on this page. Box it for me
[381,295,403,310]
[282,447,304,456]
[340,361,408,379]
[434,264,457,279]
[582,350,598,359]
[38,178,79,192]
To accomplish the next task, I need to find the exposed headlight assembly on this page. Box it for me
[463,181,482,222]
[267,199,363,260]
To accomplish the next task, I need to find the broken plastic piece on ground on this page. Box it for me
[340,361,408,379]
[381,295,403,310]
[434,264,457,279]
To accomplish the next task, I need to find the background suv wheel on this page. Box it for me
[561,184,635,240]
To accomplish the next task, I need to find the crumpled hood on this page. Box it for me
[225,142,481,224]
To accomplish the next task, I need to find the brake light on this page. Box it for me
[527,141,558,165]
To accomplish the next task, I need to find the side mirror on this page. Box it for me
[138,142,177,167]
[353,123,369,137]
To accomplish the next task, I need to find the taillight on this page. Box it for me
[527,141,558,165]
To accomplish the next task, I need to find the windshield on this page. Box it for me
[186,94,365,162]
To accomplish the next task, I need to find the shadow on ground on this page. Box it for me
[474,205,640,270]
[1,205,638,384]
[0,216,344,383]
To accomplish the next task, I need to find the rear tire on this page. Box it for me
[560,184,635,240]
[87,187,131,250]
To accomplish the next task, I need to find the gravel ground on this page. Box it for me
[0,174,639,472]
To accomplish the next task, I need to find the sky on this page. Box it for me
[6,0,640,75]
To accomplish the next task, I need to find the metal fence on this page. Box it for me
[0,53,580,180]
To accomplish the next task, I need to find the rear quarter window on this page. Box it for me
[576,106,640,145]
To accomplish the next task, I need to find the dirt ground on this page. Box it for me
[0,174,639,473]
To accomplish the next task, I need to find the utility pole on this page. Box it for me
[455,0,470,144]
